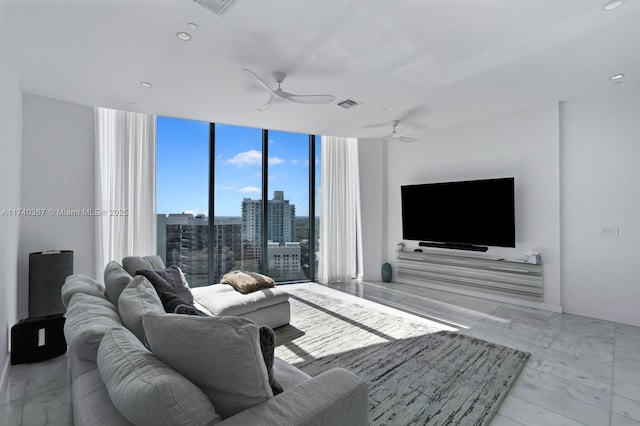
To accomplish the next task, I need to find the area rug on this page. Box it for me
[275,289,530,426]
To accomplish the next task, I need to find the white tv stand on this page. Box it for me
[396,250,543,301]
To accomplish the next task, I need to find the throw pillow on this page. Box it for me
[220,270,275,294]
[158,291,196,313]
[104,261,133,307]
[122,255,165,277]
[118,276,166,344]
[136,265,194,304]
[142,313,273,419]
[97,326,221,426]
[63,293,121,362]
[259,326,283,395]
[61,275,106,308]
[174,304,208,316]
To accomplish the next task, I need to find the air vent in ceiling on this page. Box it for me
[337,99,360,109]
[192,0,239,16]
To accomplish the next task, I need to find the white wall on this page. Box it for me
[359,138,386,280]
[18,94,96,319]
[363,104,562,309]
[560,88,640,326]
[0,0,23,392]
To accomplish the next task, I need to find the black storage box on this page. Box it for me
[10,314,67,365]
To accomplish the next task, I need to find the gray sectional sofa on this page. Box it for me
[61,256,368,425]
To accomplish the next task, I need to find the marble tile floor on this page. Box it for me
[323,280,640,426]
[0,280,638,425]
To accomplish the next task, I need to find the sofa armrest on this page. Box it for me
[219,367,368,426]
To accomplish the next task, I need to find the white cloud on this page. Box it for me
[227,150,285,167]
[228,150,262,167]
[240,186,261,193]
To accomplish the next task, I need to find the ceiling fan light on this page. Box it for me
[603,0,625,10]
[176,31,191,41]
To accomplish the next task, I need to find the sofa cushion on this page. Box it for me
[72,368,132,426]
[63,293,121,362]
[259,325,283,395]
[122,255,165,276]
[272,357,311,389]
[61,275,107,309]
[104,261,133,307]
[190,285,289,317]
[118,276,165,344]
[135,265,194,305]
[220,270,275,294]
[98,327,221,426]
[143,313,273,419]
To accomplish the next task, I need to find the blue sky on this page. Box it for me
[156,116,317,217]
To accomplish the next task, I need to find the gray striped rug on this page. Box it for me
[275,289,530,426]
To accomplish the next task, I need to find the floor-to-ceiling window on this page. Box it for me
[156,117,318,285]
[265,130,310,282]
[156,117,210,287]
[213,123,263,283]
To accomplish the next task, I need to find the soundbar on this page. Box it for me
[418,241,489,252]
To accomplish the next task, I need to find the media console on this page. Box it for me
[396,250,544,301]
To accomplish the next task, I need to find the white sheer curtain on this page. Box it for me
[318,136,363,284]
[95,107,156,274]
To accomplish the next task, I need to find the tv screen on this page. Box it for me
[401,177,515,249]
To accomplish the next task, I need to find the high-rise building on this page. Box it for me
[210,216,243,283]
[156,214,243,286]
[267,241,307,282]
[156,191,302,285]
[242,190,295,244]
[157,213,209,287]
[242,191,299,277]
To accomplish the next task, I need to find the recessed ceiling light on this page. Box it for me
[188,23,198,30]
[609,73,625,80]
[140,81,153,88]
[603,0,625,11]
[176,31,191,41]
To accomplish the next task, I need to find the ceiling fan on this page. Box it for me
[243,68,335,111]
[383,120,418,143]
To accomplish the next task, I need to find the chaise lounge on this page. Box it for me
[110,255,291,329]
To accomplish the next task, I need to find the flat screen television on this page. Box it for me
[401,177,515,251]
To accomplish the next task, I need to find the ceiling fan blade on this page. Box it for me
[284,93,335,104]
[253,95,278,112]
[398,136,418,143]
[361,123,389,129]
[242,68,277,95]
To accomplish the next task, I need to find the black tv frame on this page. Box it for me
[401,177,515,252]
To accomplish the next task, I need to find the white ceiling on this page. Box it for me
[5,0,640,139]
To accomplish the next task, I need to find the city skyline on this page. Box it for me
[156,116,319,217]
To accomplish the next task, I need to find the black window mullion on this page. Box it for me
[208,123,216,284]
[261,129,269,275]
[309,134,316,282]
